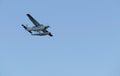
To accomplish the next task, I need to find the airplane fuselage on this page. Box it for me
[31,25,49,31]
[31,26,43,31]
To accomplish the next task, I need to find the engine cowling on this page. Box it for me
[44,26,50,29]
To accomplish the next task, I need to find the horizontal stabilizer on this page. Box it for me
[21,24,27,29]
[21,24,32,34]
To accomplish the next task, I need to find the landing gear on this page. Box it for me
[28,31,32,34]
[48,33,53,37]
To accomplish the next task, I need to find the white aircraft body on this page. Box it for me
[22,14,53,37]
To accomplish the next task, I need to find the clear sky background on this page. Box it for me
[0,0,120,76]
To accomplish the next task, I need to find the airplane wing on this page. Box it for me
[27,14,42,27]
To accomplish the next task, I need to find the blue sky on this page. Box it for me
[0,0,120,76]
